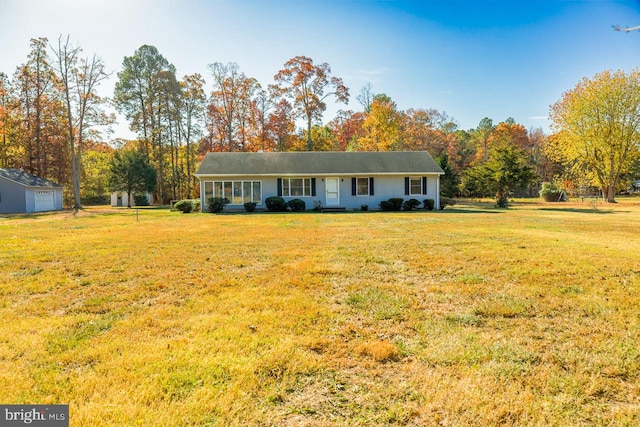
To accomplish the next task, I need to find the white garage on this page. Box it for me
[0,169,64,214]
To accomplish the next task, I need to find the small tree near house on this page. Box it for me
[108,149,157,208]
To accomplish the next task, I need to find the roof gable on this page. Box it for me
[195,151,444,176]
[0,169,64,188]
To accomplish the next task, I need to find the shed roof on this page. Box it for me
[195,151,444,176]
[0,168,64,188]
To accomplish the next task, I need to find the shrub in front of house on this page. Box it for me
[265,196,287,212]
[403,198,421,211]
[208,197,228,213]
[379,198,404,211]
[424,199,435,211]
[244,202,257,212]
[540,182,565,202]
[389,198,404,211]
[175,199,201,213]
[287,198,306,212]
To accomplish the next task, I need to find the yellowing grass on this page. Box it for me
[1,200,639,425]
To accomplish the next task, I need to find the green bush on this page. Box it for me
[287,198,306,212]
[244,202,257,212]
[540,182,565,202]
[389,198,404,211]
[379,198,404,211]
[379,200,394,211]
[175,199,200,213]
[423,199,435,211]
[439,197,457,210]
[207,197,228,213]
[402,198,421,211]
[265,196,287,212]
[134,194,150,206]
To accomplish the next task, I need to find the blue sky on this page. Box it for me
[2,0,639,140]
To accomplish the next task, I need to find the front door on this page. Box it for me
[325,177,340,206]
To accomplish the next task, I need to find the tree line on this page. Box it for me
[1,37,638,207]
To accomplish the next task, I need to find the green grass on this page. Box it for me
[1,200,639,425]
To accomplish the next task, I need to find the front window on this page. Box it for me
[204,182,213,203]
[205,180,262,205]
[410,177,422,195]
[357,177,370,196]
[282,178,312,197]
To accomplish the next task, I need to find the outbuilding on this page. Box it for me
[0,168,64,214]
[195,151,444,211]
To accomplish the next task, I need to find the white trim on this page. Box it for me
[195,172,444,178]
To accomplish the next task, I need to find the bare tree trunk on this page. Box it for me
[306,116,313,151]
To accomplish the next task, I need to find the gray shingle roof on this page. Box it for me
[0,168,63,188]
[195,151,444,176]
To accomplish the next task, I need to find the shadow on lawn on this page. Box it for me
[441,208,502,214]
[538,207,620,214]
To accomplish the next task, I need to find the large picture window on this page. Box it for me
[204,180,262,205]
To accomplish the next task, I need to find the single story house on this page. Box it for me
[195,151,444,211]
[0,168,64,214]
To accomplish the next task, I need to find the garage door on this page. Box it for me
[34,190,55,212]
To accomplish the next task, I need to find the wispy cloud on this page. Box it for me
[345,67,391,84]
[529,116,549,121]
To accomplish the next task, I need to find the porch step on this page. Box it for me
[322,206,347,212]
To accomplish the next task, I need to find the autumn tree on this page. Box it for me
[13,38,65,178]
[549,69,640,202]
[472,117,495,164]
[52,35,112,210]
[207,62,260,152]
[446,129,476,172]
[328,110,366,151]
[402,108,457,155]
[114,45,178,202]
[273,56,349,150]
[268,99,296,152]
[356,94,402,151]
[82,141,113,203]
[177,73,205,197]
[0,72,9,167]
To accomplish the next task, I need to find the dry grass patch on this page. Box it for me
[1,201,640,425]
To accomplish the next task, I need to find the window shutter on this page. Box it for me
[352,178,357,196]
[422,177,428,195]
[369,177,375,196]
[277,178,282,197]
[404,177,410,195]
[311,178,316,196]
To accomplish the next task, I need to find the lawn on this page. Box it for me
[1,200,639,426]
